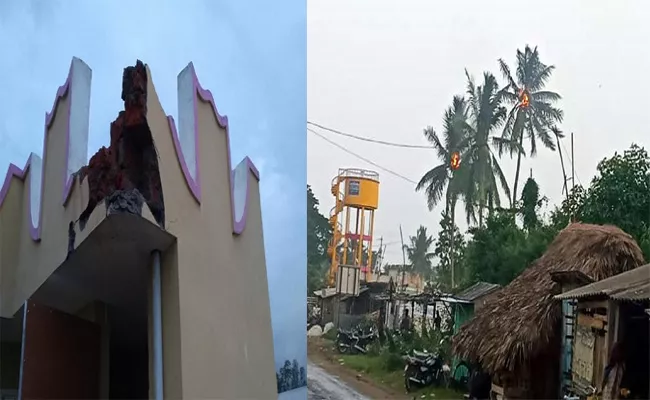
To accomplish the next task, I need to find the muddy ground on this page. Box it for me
[307,337,409,400]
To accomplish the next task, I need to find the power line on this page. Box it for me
[308,127,418,184]
[307,121,435,150]
[559,137,582,186]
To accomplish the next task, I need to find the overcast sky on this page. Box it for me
[308,0,650,264]
[0,0,305,369]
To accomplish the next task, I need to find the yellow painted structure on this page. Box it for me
[327,169,379,286]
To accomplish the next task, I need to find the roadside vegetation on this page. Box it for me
[313,327,463,399]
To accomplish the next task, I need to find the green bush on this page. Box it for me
[381,352,404,372]
[322,328,337,341]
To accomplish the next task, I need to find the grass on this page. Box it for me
[339,353,464,400]
[322,328,338,342]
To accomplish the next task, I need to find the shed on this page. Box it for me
[555,264,650,399]
[452,282,502,337]
[449,281,501,383]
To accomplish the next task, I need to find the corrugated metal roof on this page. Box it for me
[312,286,369,299]
[555,263,650,301]
[455,281,501,302]
[313,287,337,298]
[441,296,472,304]
[611,284,650,301]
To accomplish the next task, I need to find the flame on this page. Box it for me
[450,152,461,170]
[519,89,530,108]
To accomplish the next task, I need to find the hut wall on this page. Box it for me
[568,301,610,395]
[592,331,607,387]
[453,303,474,335]
[349,291,373,315]
[473,291,499,312]
[321,297,335,325]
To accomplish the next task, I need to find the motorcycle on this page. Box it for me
[336,326,377,354]
[403,348,448,392]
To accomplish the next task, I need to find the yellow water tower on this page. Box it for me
[327,168,380,286]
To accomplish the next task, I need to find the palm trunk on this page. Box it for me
[450,199,456,289]
[511,129,526,207]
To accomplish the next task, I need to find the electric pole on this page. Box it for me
[571,132,575,191]
[399,225,406,290]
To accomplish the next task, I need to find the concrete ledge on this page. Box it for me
[32,212,175,316]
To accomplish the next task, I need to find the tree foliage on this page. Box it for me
[551,144,650,259]
[307,185,332,294]
[519,176,546,231]
[403,226,435,278]
[276,359,307,393]
[581,144,650,241]
[432,212,466,289]
[462,208,555,286]
[460,145,650,288]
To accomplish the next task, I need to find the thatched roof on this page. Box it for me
[452,223,644,374]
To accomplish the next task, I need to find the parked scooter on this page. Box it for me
[355,326,378,353]
[403,345,449,392]
[336,326,377,354]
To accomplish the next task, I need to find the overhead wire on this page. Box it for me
[559,137,582,186]
[307,127,418,185]
[310,121,581,194]
[307,121,435,149]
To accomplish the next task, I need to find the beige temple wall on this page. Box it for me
[0,59,94,317]
[0,58,277,399]
[145,63,277,398]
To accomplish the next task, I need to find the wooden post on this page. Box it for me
[410,300,415,330]
[422,296,429,334]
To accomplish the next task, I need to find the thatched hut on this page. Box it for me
[452,223,644,399]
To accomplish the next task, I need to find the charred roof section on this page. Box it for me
[77,61,165,230]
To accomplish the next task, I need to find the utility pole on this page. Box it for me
[557,133,569,200]
[377,236,383,273]
[399,225,406,290]
[570,132,576,223]
[571,133,575,191]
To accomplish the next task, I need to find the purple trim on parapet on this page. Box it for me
[0,155,40,241]
[0,60,77,242]
[166,63,260,235]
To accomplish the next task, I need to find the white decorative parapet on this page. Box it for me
[0,57,92,241]
[167,62,260,235]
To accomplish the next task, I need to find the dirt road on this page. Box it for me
[308,361,369,400]
[308,337,408,399]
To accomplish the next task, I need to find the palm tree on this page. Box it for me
[403,226,435,278]
[498,45,564,205]
[460,70,517,226]
[416,95,469,218]
[416,96,469,288]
